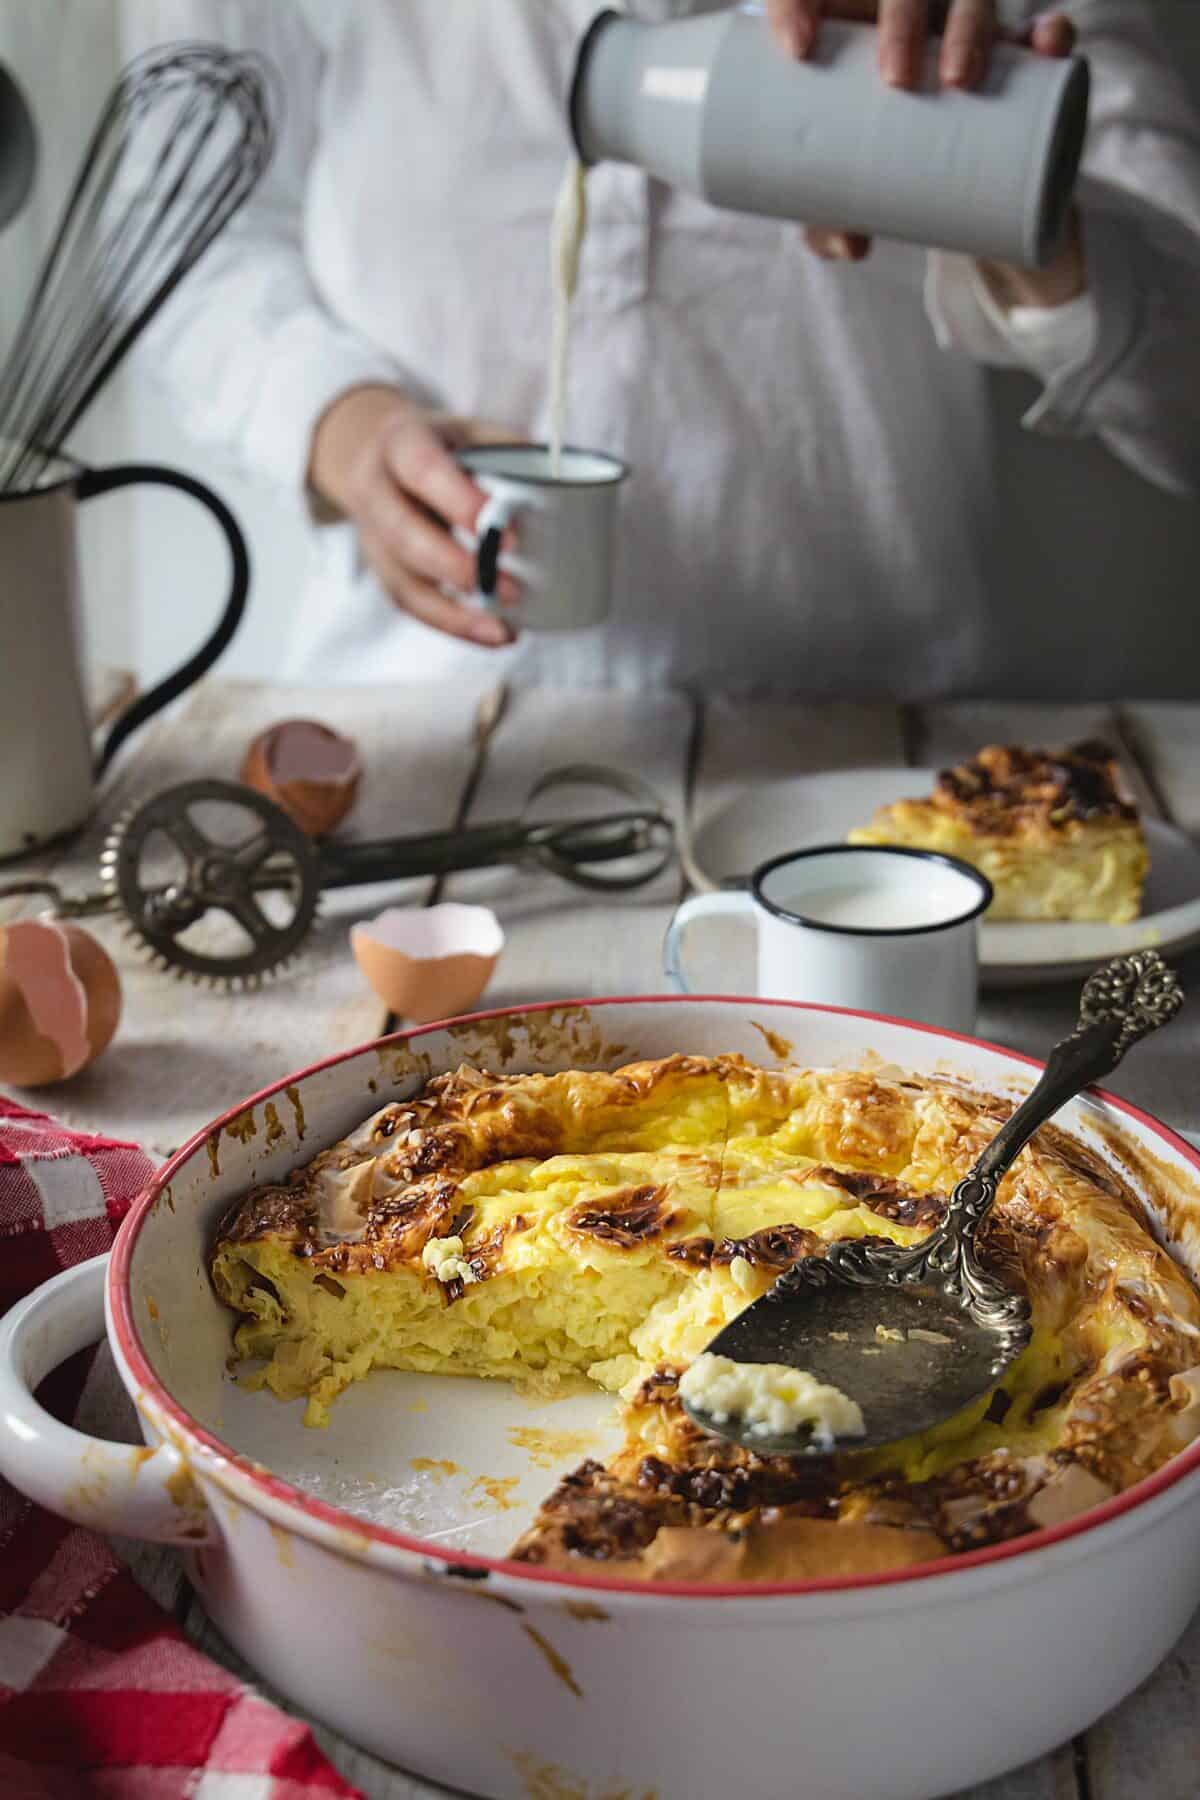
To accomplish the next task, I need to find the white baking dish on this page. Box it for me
[2,996,1199,1800]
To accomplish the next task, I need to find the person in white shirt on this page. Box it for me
[139,1,1200,695]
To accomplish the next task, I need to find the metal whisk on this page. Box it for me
[0,44,274,494]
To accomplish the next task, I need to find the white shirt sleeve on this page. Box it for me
[125,0,410,496]
[924,253,1101,427]
[923,0,1200,497]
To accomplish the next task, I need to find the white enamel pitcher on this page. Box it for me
[0,456,248,860]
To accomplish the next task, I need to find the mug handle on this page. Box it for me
[474,491,522,612]
[76,463,250,775]
[664,888,755,992]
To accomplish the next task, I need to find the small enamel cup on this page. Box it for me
[664,845,993,1034]
[458,443,628,631]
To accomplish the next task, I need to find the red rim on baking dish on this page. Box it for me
[109,995,1200,1601]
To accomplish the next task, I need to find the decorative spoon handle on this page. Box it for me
[969,950,1185,1191]
[924,950,1184,1346]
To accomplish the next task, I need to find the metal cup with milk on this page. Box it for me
[665,844,994,1033]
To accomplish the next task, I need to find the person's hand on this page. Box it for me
[766,1,1085,306]
[309,384,520,647]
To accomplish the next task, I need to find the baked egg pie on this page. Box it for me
[211,1054,1200,1583]
[848,742,1148,923]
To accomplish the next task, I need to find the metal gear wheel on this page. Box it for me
[99,779,322,989]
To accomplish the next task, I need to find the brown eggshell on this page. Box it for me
[241,719,362,837]
[0,920,122,1087]
[350,904,504,1023]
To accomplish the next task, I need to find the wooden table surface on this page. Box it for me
[4,677,1200,1800]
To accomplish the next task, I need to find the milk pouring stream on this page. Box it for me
[549,158,588,478]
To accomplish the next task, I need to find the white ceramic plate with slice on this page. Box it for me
[687,768,1200,988]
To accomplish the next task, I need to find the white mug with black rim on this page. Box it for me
[664,845,994,1035]
[459,443,628,632]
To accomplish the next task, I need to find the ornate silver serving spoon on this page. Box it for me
[683,951,1183,1458]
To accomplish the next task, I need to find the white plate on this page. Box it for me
[687,768,1200,988]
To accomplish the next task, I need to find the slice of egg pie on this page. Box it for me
[848,742,1148,924]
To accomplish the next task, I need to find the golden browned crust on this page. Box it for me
[506,1357,1180,1578]
[665,1224,823,1272]
[213,1054,746,1280]
[930,741,1138,838]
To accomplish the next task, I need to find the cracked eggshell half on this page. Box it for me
[241,719,362,837]
[0,920,122,1086]
[350,904,504,1023]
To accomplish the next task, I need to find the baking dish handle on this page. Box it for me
[0,1255,216,1544]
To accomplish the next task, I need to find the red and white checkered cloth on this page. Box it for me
[0,1095,362,1799]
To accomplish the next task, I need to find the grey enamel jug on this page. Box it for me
[571,9,1090,267]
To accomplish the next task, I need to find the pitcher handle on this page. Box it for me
[663,888,756,992]
[0,1255,215,1544]
[77,463,250,774]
